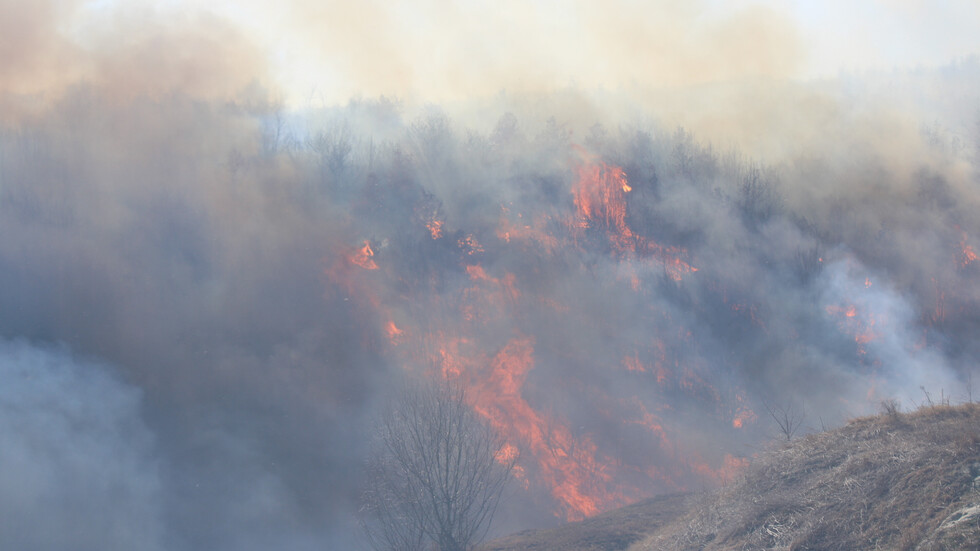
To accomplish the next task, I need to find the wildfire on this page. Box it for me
[731,393,756,429]
[826,301,880,357]
[731,409,755,429]
[464,264,490,281]
[497,206,559,254]
[827,303,876,343]
[496,441,520,463]
[958,230,977,268]
[458,234,484,256]
[623,354,646,373]
[438,336,630,521]
[495,442,528,489]
[426,219,444,239]
[718,454,749,483]
[623,350,671,385]
[572,157,632,237]
[385,321,405,345]
[571,147,696,278]
[319,144,751,525]
[466,265,518,299]
[687,453,748,486]
[348,240,378,270]
[460,264,520,324]
[624,398,672,451]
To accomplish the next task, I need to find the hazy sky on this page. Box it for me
[61,0,980,107]
[219,0,980,105]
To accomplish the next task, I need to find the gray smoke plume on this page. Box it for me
[0,340,164,551]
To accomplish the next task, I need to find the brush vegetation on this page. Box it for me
[481,403,980,551]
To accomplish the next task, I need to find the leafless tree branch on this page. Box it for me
[763,399,805,441]
[361,380,516,551]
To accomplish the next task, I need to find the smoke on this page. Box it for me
[0,339,164,551]
[817,259,959,406]
[0,0,82,97]
[220,0,804,105]
[0,87,381,546]
[0,0,266,121]
[1,0,979,548]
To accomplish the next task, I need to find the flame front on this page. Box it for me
[571,148,696,280]
[573,158,632,236]
[348,240,378,270]
[826,302,879,354]
[958,229,977,268]
[440,335,632,520]
[426,219,444,239]
[322,145,754,522]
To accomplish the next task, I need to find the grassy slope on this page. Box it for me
[478,492,691,551]
[633,403,980,551]
[482,404,980,551]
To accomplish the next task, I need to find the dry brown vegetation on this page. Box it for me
[478,493,691,551]
[634,403,980,551]
[481,403,980,551]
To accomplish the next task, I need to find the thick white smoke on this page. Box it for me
[818,259,962,409]
[0,339,165,551]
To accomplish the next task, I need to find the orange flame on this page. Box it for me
[348,240,378,270]
[497,206,559,254]
[385,321,405,345]
[732,393,756,429]
[426,219,444,239]
[572,159,632,239]
[732,408,756,429]
[436,336,630,521]
[319,145,754,524]
[959,231,977,267]
[826,303,879,354]
[623,351,671,384]
[458,234,484,256]
[623,354,646,373]
[571,147,696,278]
[688,452,747,486]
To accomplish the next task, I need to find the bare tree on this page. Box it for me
[308,121,354,181]
[879,398,901,417]
[763,400,805,441]
[361,380,516,551]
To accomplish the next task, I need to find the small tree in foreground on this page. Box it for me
[763,399,805,441]
[361,380,516,551]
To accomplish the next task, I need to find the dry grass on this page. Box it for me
[479,404,980,551]
[477,493,691,551]
[631,403,980,551]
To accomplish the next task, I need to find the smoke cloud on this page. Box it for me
[1,1,979,548]
[258,0,804,103]
[0,339,164,551]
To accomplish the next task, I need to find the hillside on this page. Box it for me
[636,402,980,550]
[478,493,692,551]
[483,403,980,551]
